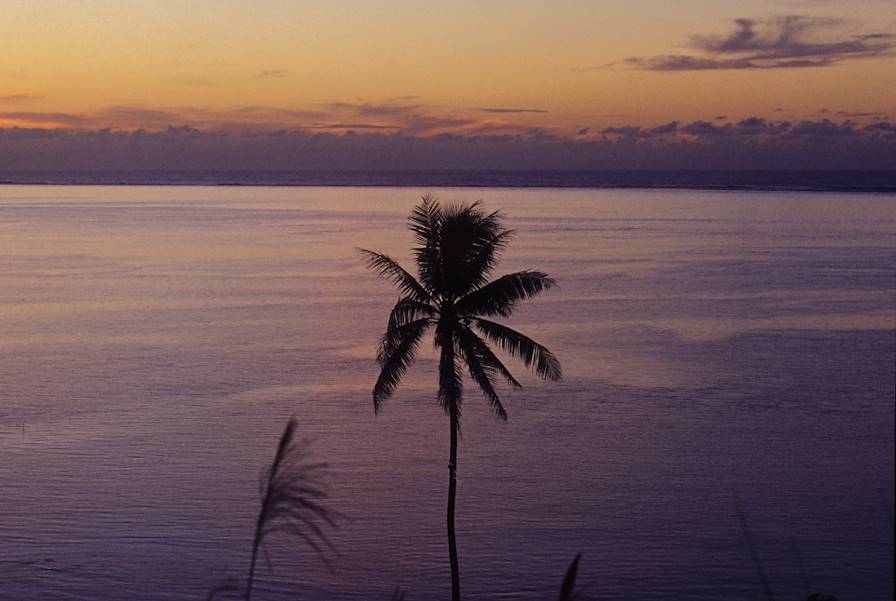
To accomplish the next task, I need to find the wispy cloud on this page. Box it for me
[315,101,548,136]
[0,93,41,104]
[0,99,550,138]
[171,76,215,87]
[307,122,398,130]
[837,110,886,118]
[0,111,86,127]
[317,101,476,134]
[603,16,894,71]
[474,107,548,114]
[257,69,288,79]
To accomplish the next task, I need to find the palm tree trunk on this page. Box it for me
[447,410,460,601]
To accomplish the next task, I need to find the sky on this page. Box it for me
[1,0,894,170]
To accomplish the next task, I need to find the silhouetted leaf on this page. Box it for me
[559,553,582,601]
[374,318,431,411]
[456,326,509,419]
[456,271,555,317]
[358,249,432,303]
[246,419,341,601]
[474,318,562,381]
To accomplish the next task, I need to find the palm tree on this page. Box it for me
[360,195,561,601]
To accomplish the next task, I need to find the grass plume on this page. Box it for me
[246,418,341,600]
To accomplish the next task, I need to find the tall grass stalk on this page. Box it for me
[246,418,340,600]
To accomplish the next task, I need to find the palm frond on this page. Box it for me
[456,271,555,317]
[558,553,582,601]
[437,341,463,419]
[456,326,507,420]
[377,316,434,366]
[247,419,341,601]
[408,194,443,248]
[461,228,514,292]
[358,248,432,303]
[459,325,521,389]
[409,195,444,294]
[437,202,512,298]
[474,318,562,381]
[385,297,438,334]
[373,318,431,411]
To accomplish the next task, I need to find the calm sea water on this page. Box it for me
[0,186,893,601]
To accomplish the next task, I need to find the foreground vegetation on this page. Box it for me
[209,197,847,601]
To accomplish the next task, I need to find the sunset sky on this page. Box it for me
[1,0,894,169]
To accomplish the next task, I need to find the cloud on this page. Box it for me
[1,99,892,171]
[863,121,896,134]
[0,111,86,127]
[0,93,41,104]
[649,121,679,135]
[599,121,679,138]
[680,120,730,136]
[789,118,859,136]
[230,105,325,120]
[474,107,549,114]
[0,99,551,138]
[837,110,885,118]
[307,123,399,130]
[171,76,215,87]
[316,101,543,136]
[257,69,288,79]
[598,115,890,143]
[611,16,894,71]
[0,115,892,171]
[97,105,184,128]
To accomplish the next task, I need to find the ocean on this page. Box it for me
[0,184,893,600]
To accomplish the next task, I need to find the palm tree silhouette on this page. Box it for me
[360,195,561,601]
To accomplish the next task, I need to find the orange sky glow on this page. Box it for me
[2,0,894,138]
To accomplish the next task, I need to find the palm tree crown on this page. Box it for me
[360,194,561,421]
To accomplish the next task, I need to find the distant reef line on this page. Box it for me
[1,169,894,193]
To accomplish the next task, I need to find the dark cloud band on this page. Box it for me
[603,15,894,71]
[1,115,891,171]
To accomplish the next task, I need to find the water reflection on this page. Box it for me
[0,185,893,600]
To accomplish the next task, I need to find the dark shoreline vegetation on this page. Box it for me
[1,169,895,192]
